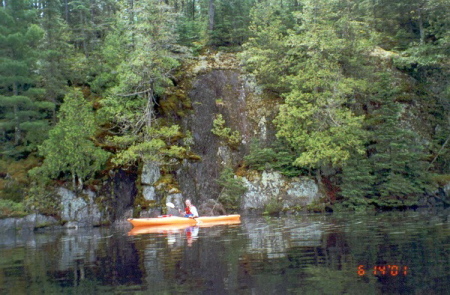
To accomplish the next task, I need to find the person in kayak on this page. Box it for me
[179,199,199,218]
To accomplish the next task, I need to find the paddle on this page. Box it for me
[167,202,185,215]
[166,202,177,209]
[166,202,182,215]
[167,202,202,223]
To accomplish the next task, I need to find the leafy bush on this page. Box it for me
[0,199,27,218]
[244,139,306,177]
[263,197,283,216]
[216,167,247,210]
[24,185,61,216]
[0,157,39,203]
[211,114,241,148]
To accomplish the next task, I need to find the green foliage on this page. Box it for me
[98,0,188,168]
[24,184,60,216]
[0,0,51,158]
[244,139,306,177]
[340,74,433,208]
[263,197,283,216]
[273,0,369,169]
[211,114,241,148]
[244,140,278,170]
[1,0,450,214]
[240,2,297,92]
[110,124,188,166]
[216,167,247,210]
[30,89,109,189]
[0,199,27,218]
[176,16,204,48]
[0,156,39,203]
[208,0,255,47]
[0,177,26,203]
[38,0,74,110]
[340,153,375,205]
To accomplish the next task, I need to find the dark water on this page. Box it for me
[1,210,450,294]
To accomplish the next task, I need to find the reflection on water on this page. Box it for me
[1,209,450,294]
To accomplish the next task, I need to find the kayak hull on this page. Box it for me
[128,220,241,235]
[127,214,240,227]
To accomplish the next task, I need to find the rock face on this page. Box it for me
[141,161,161,185]
[241,171,323,211]
[58,188,104,228]
[173,53,321,212]
[141,161,160,201]
[56,168,138,228]
[198,199,226,216]
[98,168,137,222]
[177,69,252,202]
[0,214,59,233]
[176,53,275,205]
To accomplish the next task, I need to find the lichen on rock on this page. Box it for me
[241,171,323,212]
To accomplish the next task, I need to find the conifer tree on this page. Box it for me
[274,0,370,169]
[39,0,74,121]
[208,0,254,47]
[240,2,298,93]
[368,88,430,206]
[30,89,109,189]
[100,0,187,167]
[341,74,432,208]
[0,0,50,157]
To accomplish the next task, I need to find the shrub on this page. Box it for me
[24,185,61,217]
[263,197,283,216]
[244,139,306,177]
[216,167,247,210]
[211,114,241,148]
[0,199,27,218]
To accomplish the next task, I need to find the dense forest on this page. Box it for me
[1,0,450,217]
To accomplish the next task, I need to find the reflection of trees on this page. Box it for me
[0,228,143,293]
[138,225,244,293]
[45,228,144,287]
[133,212,450,293]
[3,211,450,293]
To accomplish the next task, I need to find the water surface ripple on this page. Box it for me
[1,209,450,294]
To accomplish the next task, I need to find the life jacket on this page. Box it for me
[185,206,192,215]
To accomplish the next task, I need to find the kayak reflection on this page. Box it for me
[185,226,199,246]
[128,220,241,247]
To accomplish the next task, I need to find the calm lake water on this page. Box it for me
[1,209,450,294]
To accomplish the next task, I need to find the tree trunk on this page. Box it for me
[72,172,77,191]
[64,0,69,22]
[13,82,20,145]
[80,9,88,55]
[129,0,135,47]
[208,0,215,31]
[418,6,425,45]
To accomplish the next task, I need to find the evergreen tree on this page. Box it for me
[39,0,74,120]
[340,152,375,207]
[30,89,109,189]
[0,0,50,157]
[341,74,432,208]
[274,0,370,169]
[369,89,430,206]
[100,0,187,167]
[208,0,255,47]
[240,1,298,93]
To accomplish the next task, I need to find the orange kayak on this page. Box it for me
[127,214,241,227]
[128,220,241,235]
